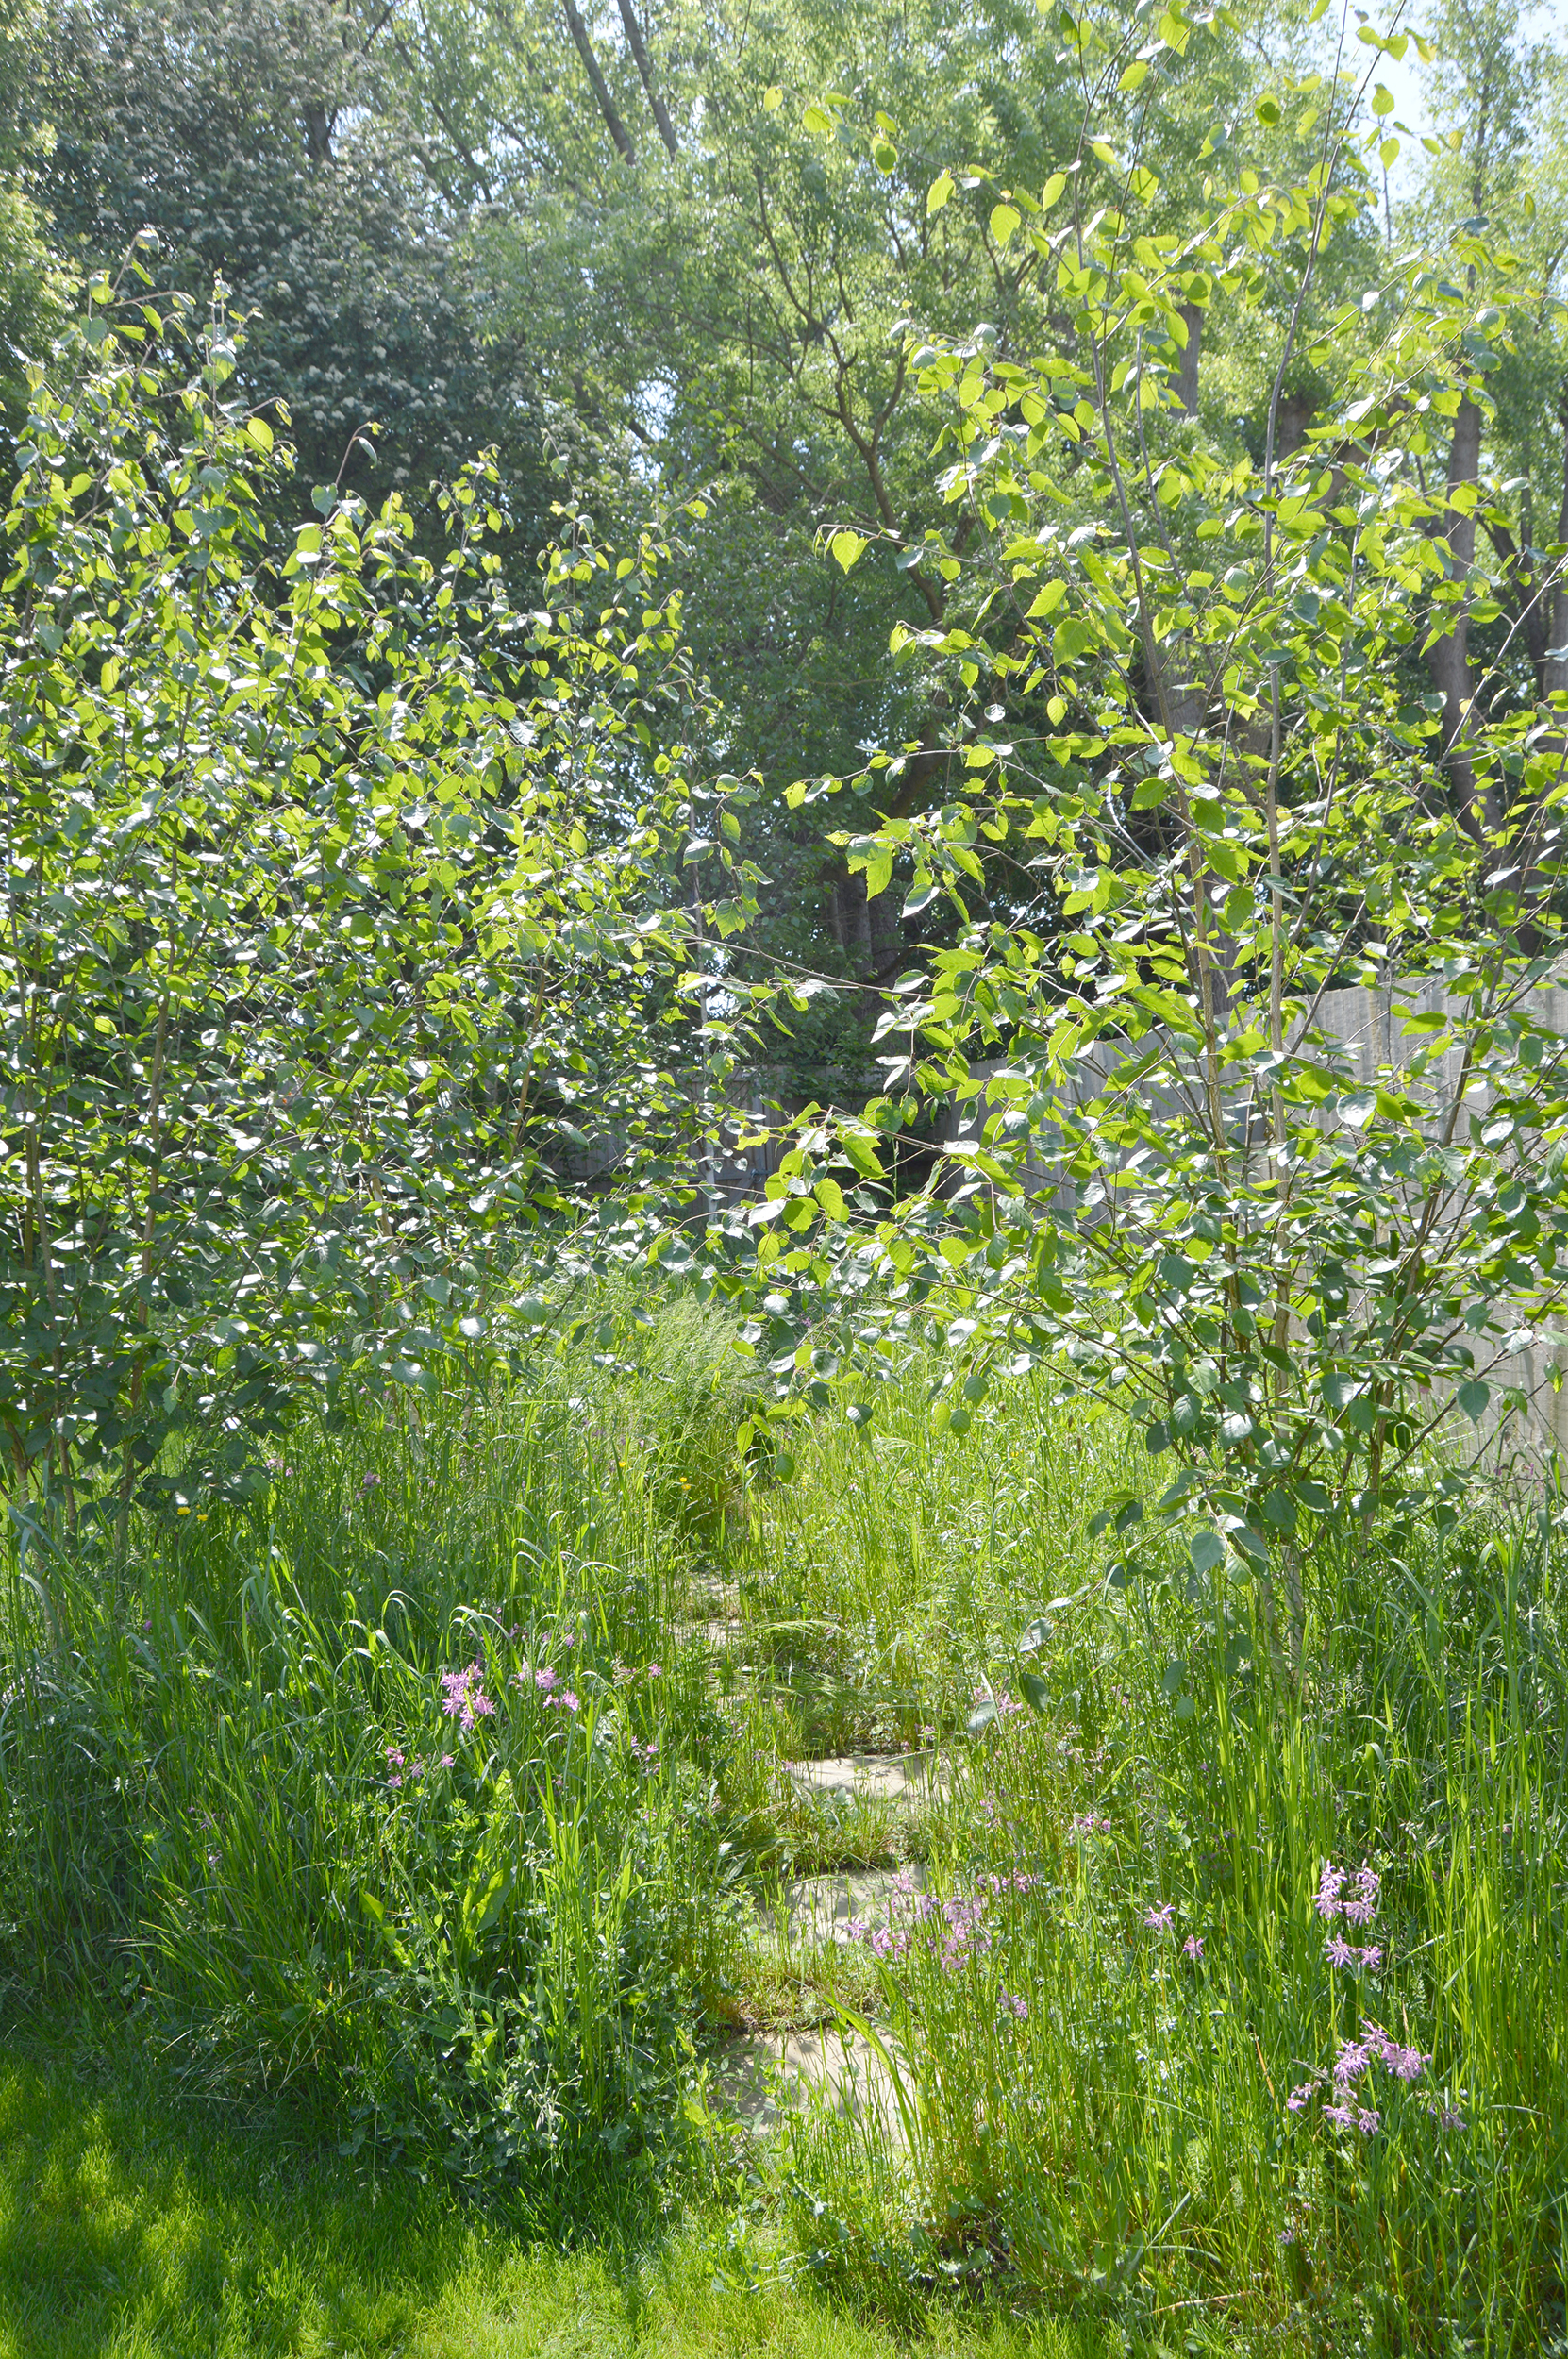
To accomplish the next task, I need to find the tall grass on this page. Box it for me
[768,1445,1568,2351]
[0,1334,748,2221]
[742,1381,1142,1755]
[3,1294,1566,2349]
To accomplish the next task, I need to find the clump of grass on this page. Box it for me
[744,1377,1138,1747]
[785,1500,1568,2348]
[520,1276,764,1552]
[0,1345,741,2220]
[710,1921,884,2035]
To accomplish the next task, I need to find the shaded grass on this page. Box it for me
[0,2011,1087,2359]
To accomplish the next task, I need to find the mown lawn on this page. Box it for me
[0,2014,1073,2359]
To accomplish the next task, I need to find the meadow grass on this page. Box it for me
[742,1384,1568,2351]
[2,1286,1566,2352]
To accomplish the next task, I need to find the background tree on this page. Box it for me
[713,0,1568,1670]
[18,0,1568,1106]
[1400,0,1568,753]
[0,0,66,442]
[35,0,550,534]
[394,0,1348,1094]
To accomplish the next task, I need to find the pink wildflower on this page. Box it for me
[1343,1865,1380,1926]
[439,1658,493,1733]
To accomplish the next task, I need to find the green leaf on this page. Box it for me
[842,1132,884,1180]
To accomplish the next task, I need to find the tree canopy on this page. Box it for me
[4,0,1568,1521]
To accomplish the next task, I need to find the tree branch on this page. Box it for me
[615,0,677,157]
[561,0,635,163]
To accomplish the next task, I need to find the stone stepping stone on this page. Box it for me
[707,2025,912,2142]
[783,1751,949,1803]
[761,1865,925,1948]
[672,1579,743,1650]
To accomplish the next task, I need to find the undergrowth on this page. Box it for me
[1,1283,1565,2350]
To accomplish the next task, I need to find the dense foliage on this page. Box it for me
[699,1,1568,1675]
[1,1347,731,2215]
[4,0,1560,1095]
[2,0,1568,2346]
[0,293,756,1509]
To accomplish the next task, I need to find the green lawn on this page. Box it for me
[0,2015,1074,2359]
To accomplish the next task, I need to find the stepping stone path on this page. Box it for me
[703,1753,951,2138]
